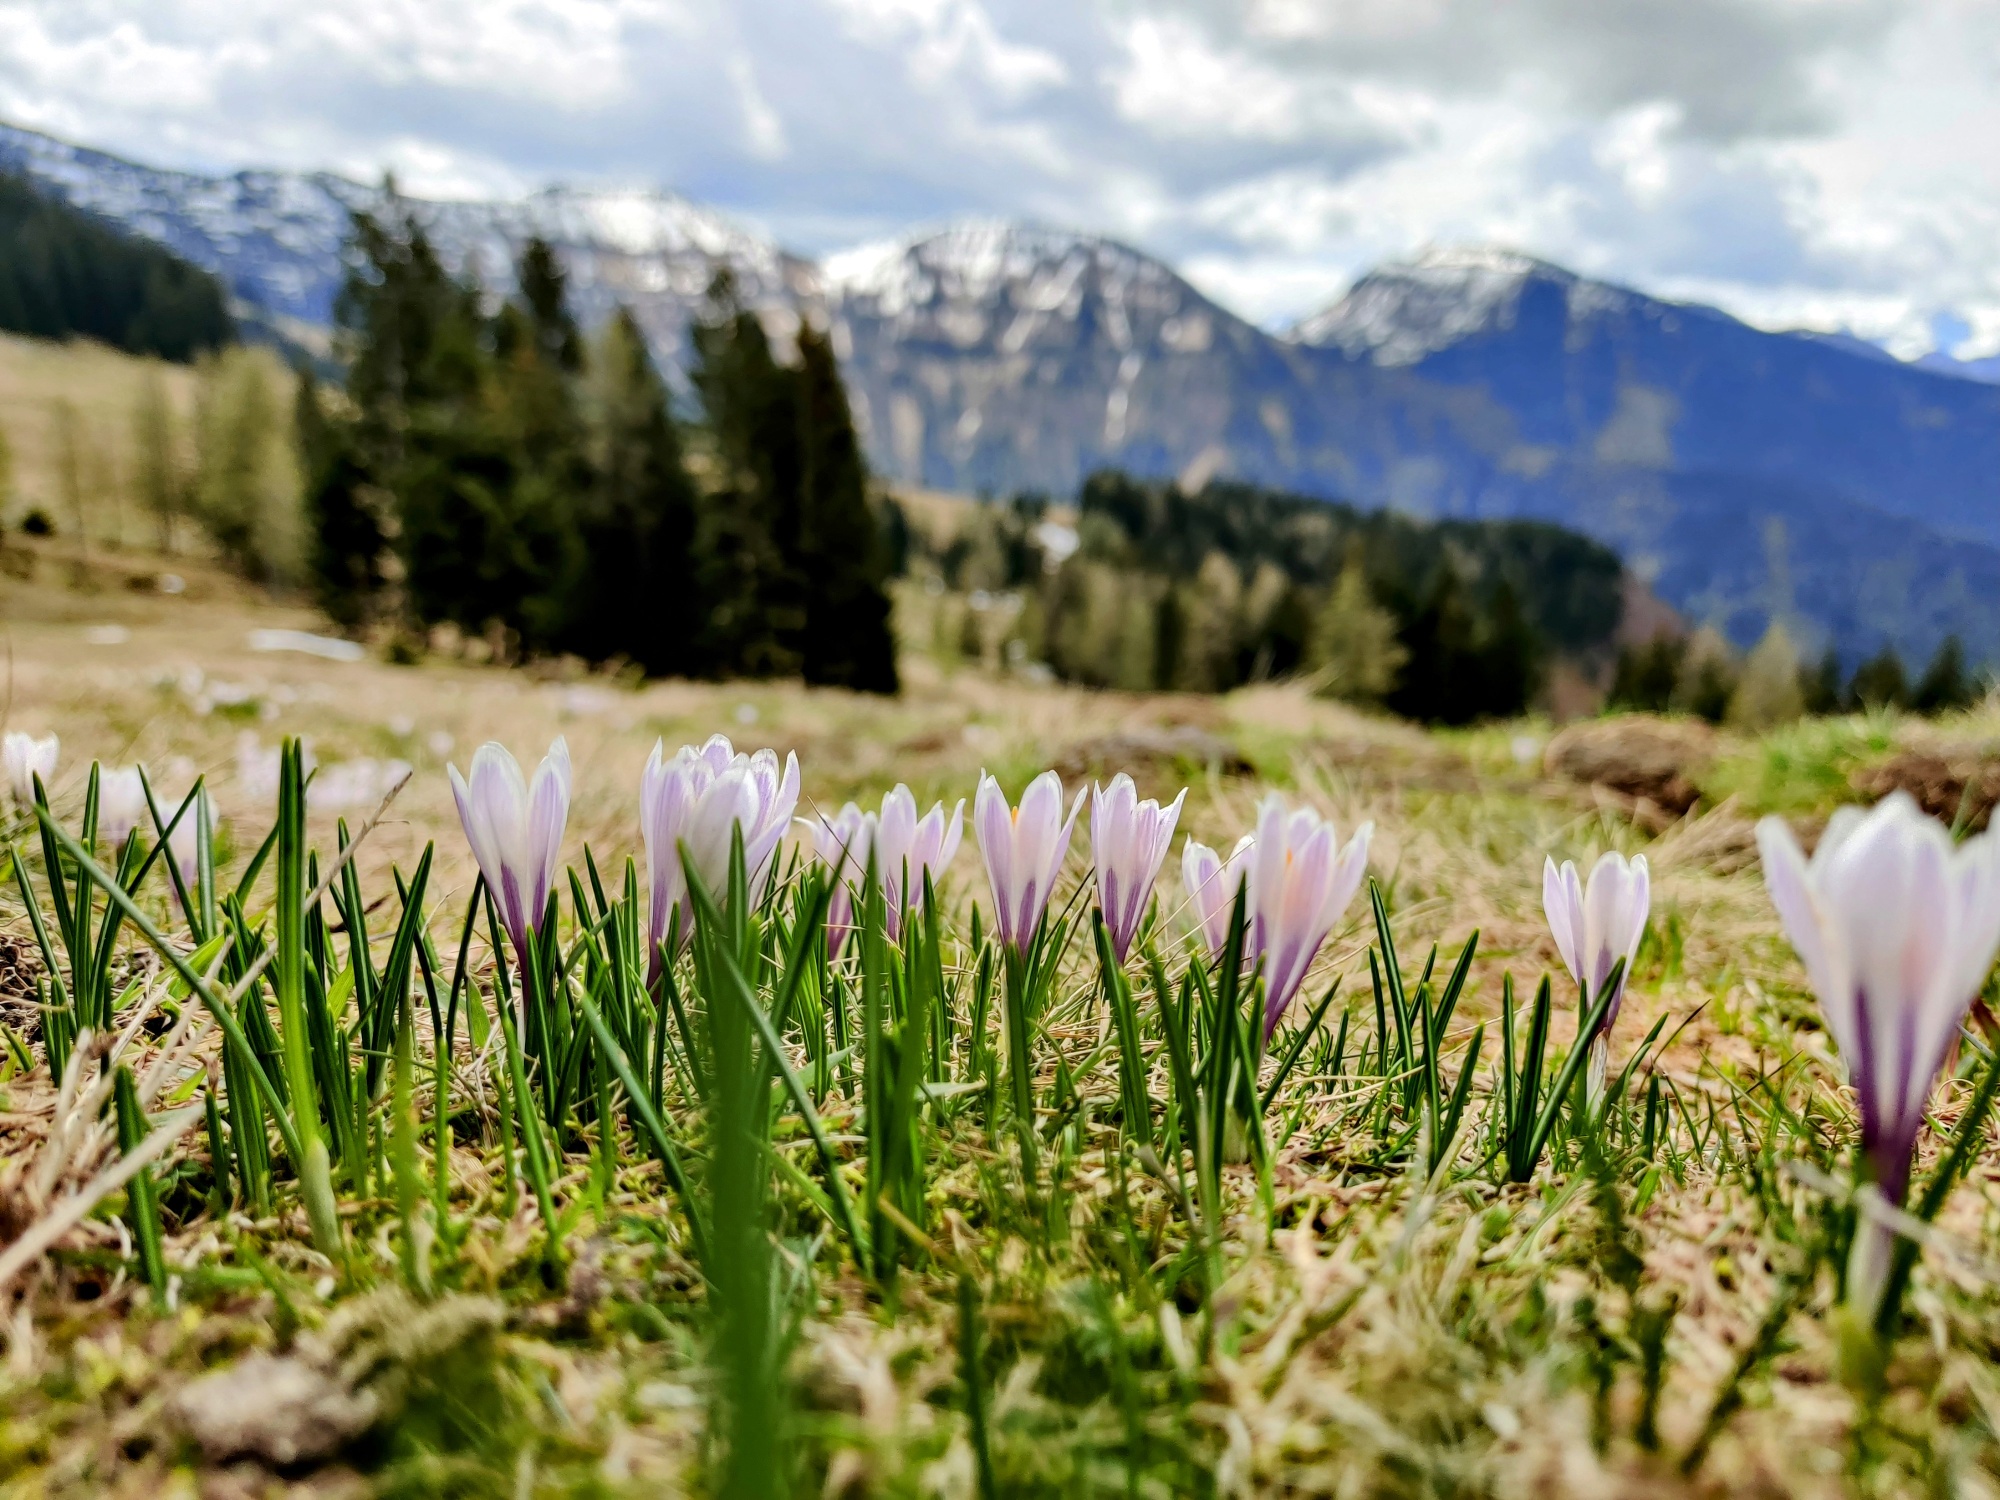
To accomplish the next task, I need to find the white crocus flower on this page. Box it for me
[97,766,150,850]
[3,731,58,806]
[1244,795,1372,1039]
[641,734,800,957]
[1543,850,1651,1100]
[1759,792,2000,1322]
[974,770,1084,952]
[448,738,571,958]
[1090,774,1185,963]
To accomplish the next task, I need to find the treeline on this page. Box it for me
[911,472,1625,723]
[1611,625,1984,727]
[0,173,231,362]
[301,211,896,690]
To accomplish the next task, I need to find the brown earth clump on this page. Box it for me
[1052,725,1252,787]
[1543,715,1717,818]
[1851,749,2000,831]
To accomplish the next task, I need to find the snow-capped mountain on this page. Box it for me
[7,118,2000,666]
[824,221,1306,494]
[0,121,815,372]
[1291,247,1621,366]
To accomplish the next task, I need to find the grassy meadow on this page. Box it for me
[3,421,2000,1496]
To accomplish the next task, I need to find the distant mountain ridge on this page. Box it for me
[5,119,1999,668]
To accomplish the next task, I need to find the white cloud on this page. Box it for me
[0,0,1998,355]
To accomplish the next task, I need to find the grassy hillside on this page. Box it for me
[0,331,200,544]
[5,562,2000,1495]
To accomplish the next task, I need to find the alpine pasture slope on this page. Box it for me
[4,550,2000,1497]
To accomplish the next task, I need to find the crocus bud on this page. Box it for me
[97,766,149,850]
[1091,774,1185,963]
[804,801,870,957]
[1542,850,1650,1098]
[1759,793,2000,1321]
[974,770,1085,952]
[448,737,571,957]
[873,784,964,939]
[3,731,58,806]
[641,734,800,954]
[1183,833,1254,961]
[1246,795,1372,1039]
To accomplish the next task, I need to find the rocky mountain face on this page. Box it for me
[6,119,1999,666]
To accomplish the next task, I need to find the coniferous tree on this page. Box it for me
[1386,564,1487,724]
[1471,578,1543,718]
[0,173,230,360]
[481,240,590,653]
[795,320,897,692]
[689,273,801,677]
[1911,635,1975,715]
[298,372,385,630]
[1846,646,1909,711]
[567,307,703,675]
[1609,635,1684,713]
[1800,647,1844,716]
[1673,630,1739,722]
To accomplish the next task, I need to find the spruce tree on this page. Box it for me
[1912,635,1974,715]
[298,371,385,631]
[1800,647,1844,716]
[1846,646,1909,711]
[1472,579,1542,718]
[567,307,703,675]
[795,321,897,693]
[689,272,801,677]
[1385,563,1484,724]
[1609,636,1684,713]
[481,240,590,654]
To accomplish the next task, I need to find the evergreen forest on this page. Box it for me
[912,472,1626,723]
[0,173,232,362]
[301,209,898,693]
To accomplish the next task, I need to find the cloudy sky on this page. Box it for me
[5,0,2000,354]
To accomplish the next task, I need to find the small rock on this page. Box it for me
[172,1353,379,1466]
[1544,715,1716,815]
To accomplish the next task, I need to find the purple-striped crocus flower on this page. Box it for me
[805,800,871,957]
[3,731,57,806]
[641,734,800,957]
[1245,795,1372,1040]
[449,738,571,958]
[807,785,965,952]
[874,784,964,939]
[1543,850,1650,1099]
[974,770,1085,952]
[1183,833,1255,961]
[1091,774,1185,963]
[1759,792,2000,1321]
